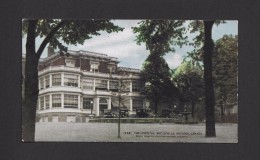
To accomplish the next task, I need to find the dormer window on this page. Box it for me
[65,59,75,67]
[108,65,116,74]
[90,61,99,72]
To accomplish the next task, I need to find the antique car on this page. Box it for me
[135,108,154,118]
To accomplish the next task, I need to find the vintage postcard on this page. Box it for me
[22,19,238,142]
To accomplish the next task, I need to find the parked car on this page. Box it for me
[135,108,153,118]
[103,112,117,118]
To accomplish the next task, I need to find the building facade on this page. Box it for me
[23,47,146,123]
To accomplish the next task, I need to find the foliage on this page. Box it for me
[141,53,179,112]
[133,20,186,113]
[133,20,188,54]
[22,19,124,55]
[213,35,238,114]
[172,60,204,117]
[172,61,204,103]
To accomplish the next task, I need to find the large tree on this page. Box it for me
[213,35,238,118]
[133,20,186,114]
[188,20,226,137]
[22,19,123,141]
[172,60,204,119]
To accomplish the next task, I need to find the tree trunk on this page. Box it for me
[203,21,216,137]
[22,20,39,142]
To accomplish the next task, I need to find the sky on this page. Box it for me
[22,20,238,69]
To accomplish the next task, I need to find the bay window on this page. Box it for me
[64,94,78,108]
[109,80,118,91]
[45,95,50,109]
[52,94,61,108]
[52,74,61,86]
[45,75,50,88]
[82,78,93,90]
[64,74,78,87]
[40,97,44,110]
[95,79,107,90]
[39,77,44,89]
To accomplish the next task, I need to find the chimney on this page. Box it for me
[48,46,55,57]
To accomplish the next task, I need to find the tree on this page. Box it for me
[133,20,187,114]
[188,20,227,137]
[172,60,204,119]
[202,20,216,137]
[22,19,123,141]
[213,35,238,118]
[141,53,179,114]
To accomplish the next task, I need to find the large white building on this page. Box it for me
[23,46,146,123]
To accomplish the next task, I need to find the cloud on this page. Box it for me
[165,53,183,69]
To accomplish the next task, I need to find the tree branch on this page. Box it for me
[36,20,69,58]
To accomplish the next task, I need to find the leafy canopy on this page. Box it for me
[133,20,187,55]
[22,19,124,53]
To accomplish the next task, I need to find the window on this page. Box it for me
[132,99,143,110]
[45,75,50,88]
[83,97,93,109]
[90,62,99,72]
[109,80,118,91]
[45,95,50,109]
[64,94,78,108]
[95,79,107,90]
[122,80,130,92]
[132,81,142,92]
[52,94,61,108]
[52,74,61,86]
[39,77,44,89]
[65,59,75,67]
[40,97,44,110]
[108,65,116,73]
[64,74,78,87]
[82,78,93,90]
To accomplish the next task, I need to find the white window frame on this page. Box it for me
[45,75,50,88]
[45,95,50,109]
[64,74,78,87]
[52,74,61,86]
[90,61,99,72]
[65,59,75,67]
[52,94,61,108]
[82,78,94,90]
[64,94,78,108]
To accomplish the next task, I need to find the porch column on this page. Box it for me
[96,97,100,116]
[108,97,111,110]
[50,74,52,87]
[49,94,52,109]
[130,81,132,92]
[61,93,64,108]
[129,98,133,111]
